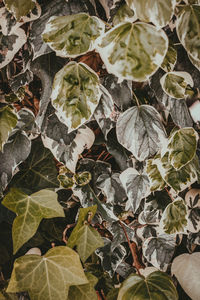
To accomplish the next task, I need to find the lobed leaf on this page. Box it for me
[68,273,98,300]
[0,106,18,151]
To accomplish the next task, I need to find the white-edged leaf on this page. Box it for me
[120,168,150,212]
[3,0,36,20]
[42,13,105,58]
[113,4,136,26]
[145,158,166,191]
[116,105,167,161]
[161,43,177,72]
[2,188,64,253]
[138,199,161,225]
[42,125,95,173]
[171,252,200,300]
[160,198,188,234]
[188,52,200,70]
[143,234,176,271]
[0,106,18,151]
[97,22,168,82]
[189,100,200,122]
[176,4,200,63]
[7,246,88,300]
[167,127,198,169]
[51,61,101,132]
[128,0,176,28]
[160,71,194,99]
[185,189,200,233]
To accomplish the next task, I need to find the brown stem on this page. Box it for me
[165,187,174,202]
[119,220,144,275]
[62,223,76,245]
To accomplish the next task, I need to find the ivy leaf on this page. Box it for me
[167,127,198,169]
[0,106,18,151]
[10,139,59,192]
[2,188,64,254]
[160,71,194,99]
[161,43,177,72]
[128,0,175,28]
[138,198,161,225]
[169,98,193,128]
[3,0,36,20]
[185,189,200,233]
[42,13,105,58]
[67,205,97,248]
[176,5,200,64]
[51,61,101,132]
[0,29,27,69]
[96,173,126,205]
[119,168,150,212]
[146,159,166,191]
[160,198,188,234]
[97,22,168,81]
[7,246,88,300]
[143,234,176,271]
[68,273,98,300]
[0,130,31,194]
[112,4,136,26]
[96,238,126,277]
[117,271,178,300]
[76,225,104,262]
[116,105,167,161]
[171,252,200,300]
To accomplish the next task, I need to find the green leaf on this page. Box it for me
[167,127,198,169]
[146,159,166,191]
[10,139,59,192]
[112,4,136,26]
[76,225,104,262]
[68,273,98,300]
[51,61,101,132]
[117,271,178,300]
[161,43,177,72]
[74,171,92,186]
[0,106,18,151]
[119,168,150,212]
[3,0,36,20]
[7,246,88,300]
[2,188,64,253]
[160,199,188,234]
[171,252,200,300]
[160,71,194,99]
[128,0,175,28]
[97,22,168,81]
[42,13,105,58]
[116,105,167,161]
[176,4,200,63]
[67,205,97,248]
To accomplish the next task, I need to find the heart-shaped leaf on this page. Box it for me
[160,71,194,99]
[167,127,198,169]
[171,252,200,300]
[127,0,175,28]
[120,168,150,212]
[51,61,101,132]
[116,105,167,161]
[7,246,88,300]
[68,273,98,300]
[160,198,188,234]
[42,13,105,58]
[176,5,200,64]
[117,271,178,300]
[2,188,64,253]
[97,22,168,81]
[3,0,36,20]
[0,106,18,151]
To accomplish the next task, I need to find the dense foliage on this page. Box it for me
[0,0,200,299]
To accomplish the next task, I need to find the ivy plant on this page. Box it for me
[0,0,200,299]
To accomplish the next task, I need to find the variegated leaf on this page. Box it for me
[3,0,36,20]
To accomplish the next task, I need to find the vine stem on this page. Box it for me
[119,220,144,275]
[62,223,76,244]
[132,90,140,107]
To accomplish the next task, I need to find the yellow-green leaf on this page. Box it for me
[146,158,166,191]
[42,13,105,58]
[68,273,98,300]
[112,4,136,26]
[160,199,188,234]
[97,22,168,82]
[167,127,198,169]
[161,43,177,72]
[4,0,36,20]
[176,5,200,63]
[2,188,64,253]
[160,71,194,99]
[51,61,101,132]
[127,0,176,28]
[7,246,88,300]
[117,271,178,300]
[0,106,18,151]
